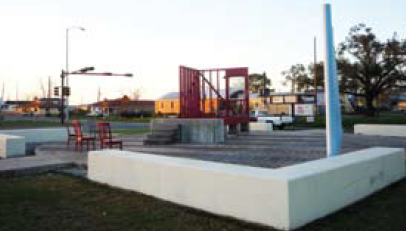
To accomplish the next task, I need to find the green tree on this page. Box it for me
[282,64,311,92]
[308,62,325,89]
[338,24,406,116]
[249,72,273,93]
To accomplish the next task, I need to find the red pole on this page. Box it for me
[217,70,220,114]
[209,71,213,113]
[202,71,205,115]
[179,66,182,117]
[225,72,229,117]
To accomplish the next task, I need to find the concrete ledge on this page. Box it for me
[354,124,406,137]
[0,134,26,158]
[250,122,273,134]
[0,128,67,143]
[88,147,405,230]
[0,128,67,155]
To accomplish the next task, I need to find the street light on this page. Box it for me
[65,26,85,122]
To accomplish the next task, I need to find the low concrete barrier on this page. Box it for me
[0,134,26,158]
[0,128,67,143]
[250,122,273,134]
[354,124,406,137]
[0,128,67,155]
[88,147,405,230]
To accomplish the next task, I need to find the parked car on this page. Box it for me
[249,111,294,129]
[87,111,103,117]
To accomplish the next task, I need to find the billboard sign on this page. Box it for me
[295,104,314,116]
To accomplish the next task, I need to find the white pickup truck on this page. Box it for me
[249,111,294,129]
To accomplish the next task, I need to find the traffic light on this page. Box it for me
[63,87,71,96]
[54,87,59,96]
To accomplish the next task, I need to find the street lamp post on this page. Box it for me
[65,26,85,122]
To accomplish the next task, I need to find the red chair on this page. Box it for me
[72,120,96,151]
[66,125,75,148]
[96,122,123,150]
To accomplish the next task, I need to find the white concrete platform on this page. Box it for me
[354,124,406,137]
[0,128,67,143]
[88,147,405,230]
[0,134,26,158]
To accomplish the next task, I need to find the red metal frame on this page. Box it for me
[179,66,249,125]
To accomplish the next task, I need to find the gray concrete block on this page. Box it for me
[0,134,26,158]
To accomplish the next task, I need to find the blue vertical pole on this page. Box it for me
[323,4,342,157]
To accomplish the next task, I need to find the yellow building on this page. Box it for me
[156,91,266,115]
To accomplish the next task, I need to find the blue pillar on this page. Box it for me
[323,4,342,157]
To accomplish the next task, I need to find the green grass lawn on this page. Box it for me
[70,115,153,123]
[0,174,405,231]
[114,128,151,135]
[0,120,63,130]
[294,111,406,133]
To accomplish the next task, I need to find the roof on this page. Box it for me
[160,92,179,100]
[5,100,31,105]
[268,92,316,96]
[92,98,155,108]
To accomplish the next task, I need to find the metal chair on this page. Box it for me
[72,120,96,151]
[96,122,123,150]
[66,125,76,148]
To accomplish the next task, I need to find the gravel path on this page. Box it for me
[3,130,404,175]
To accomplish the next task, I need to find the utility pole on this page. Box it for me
[314,36,318,117]
[1,83,4,100]
[15,83,18,101]
[97,87,101,102]
[48,77,51,99]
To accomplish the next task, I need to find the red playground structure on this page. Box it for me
[179,66,250,128]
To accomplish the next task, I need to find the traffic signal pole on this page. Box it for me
[60,70,66,124]
[58,67,133,124]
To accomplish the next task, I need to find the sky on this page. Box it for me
[0,0,405,105]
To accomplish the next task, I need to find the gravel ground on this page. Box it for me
[33,130,406,169]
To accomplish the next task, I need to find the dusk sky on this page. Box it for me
[1,0,405,105]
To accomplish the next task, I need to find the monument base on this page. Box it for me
[153,118,225,144]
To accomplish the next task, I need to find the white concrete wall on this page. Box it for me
[88,147,405,230]
[280,147,405,229]
[0,134,26,158]
[354,124,406,137]
[0,128,67,143]
[250,122,273,134]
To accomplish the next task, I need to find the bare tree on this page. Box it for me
[38,78,47,99]
[130,88,142,100]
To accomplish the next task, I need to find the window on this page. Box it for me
[161,102,164,108]
[171,102,174,109]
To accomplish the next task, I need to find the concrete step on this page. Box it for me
[150,129,177,136]
[144,122,180,145]
[150,124,179,131]
[147,133,177,139]
[143,137,176,145]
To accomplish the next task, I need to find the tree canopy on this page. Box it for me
[338,24,406,115]
[249,72,273,93]
[282,63,324,92]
